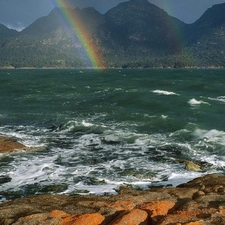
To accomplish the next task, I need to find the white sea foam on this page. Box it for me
[82,120,94,127]
[152,90,179,95]
[190,128,225,168]
[166,172,207,187]
[200,154,225,168]
[0,125,47,147]
[4,155,60,190]
[208,96,225,103]
[193,128,208,138]
[194,128,225,143]
[195,130,225,156]
[188,98,210,106]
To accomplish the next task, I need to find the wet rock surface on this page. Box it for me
[1,174,225,224]
[0,136,27,153]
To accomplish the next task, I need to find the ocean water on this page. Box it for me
[0,68,225,202]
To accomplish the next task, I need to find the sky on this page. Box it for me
[0,0,225,31]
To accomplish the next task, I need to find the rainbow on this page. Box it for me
[51,0,104,68]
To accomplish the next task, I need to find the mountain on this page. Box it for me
[187,3,225,42]
[21,8,63,37]
[103,0,187,67]
[0,24,18,38]
[0,0,225,68]
[192,3,225,30]
[21,7,104,37]
[0,7,107,68]
[185,3,225,67]
[105,0,186,51]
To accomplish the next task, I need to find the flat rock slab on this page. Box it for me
[1,174,225,224]
[0,136,26,153]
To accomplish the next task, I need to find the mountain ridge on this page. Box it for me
[0,0,225,68]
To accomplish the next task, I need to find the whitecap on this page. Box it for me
[193,128,225,142]
[82,120,94,127]
[197,129,225,148]
[188,98,210,106]
[114,88,123,91]
[166,172,206,187]
[193,128,208,138]
[161,115,168,119]
[152,90,179,95]
[208,96,225,103]
[202,129,225,140]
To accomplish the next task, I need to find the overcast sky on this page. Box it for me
[0,0,225,31]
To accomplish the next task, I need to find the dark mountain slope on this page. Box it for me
[184,3,225,67]
[193,3,225,29]
[79,7,105,33]
[0,24,18,38]
[104,0,186,52]
[21,8,65,37]
[187,3,225,42]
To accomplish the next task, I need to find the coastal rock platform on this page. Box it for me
[1,174,225,224]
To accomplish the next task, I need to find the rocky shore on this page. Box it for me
[0,174,225,225]
[1,173,225,224]
[1,136,225,224]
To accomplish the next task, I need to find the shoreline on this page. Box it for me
[0,66,225,70]
[1,174,225,224]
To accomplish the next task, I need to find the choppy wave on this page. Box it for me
[152,90,179,95]
[208,96,225,103]
[188,98,210,106]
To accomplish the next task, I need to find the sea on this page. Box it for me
[0,68,225,202]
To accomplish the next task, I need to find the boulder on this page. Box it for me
[0,136,26,153]
[109,209,148,225]
[184,161,202,171]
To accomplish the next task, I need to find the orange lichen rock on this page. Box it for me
[15,211,104,225]
[139,200,175,225]
[140,200,175,216]
[16,210,71,224]
[184,222,203,225]
[109,208,148,225]
[60,213,105,225]
[108,201,136,211]
[49,210,71,219]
